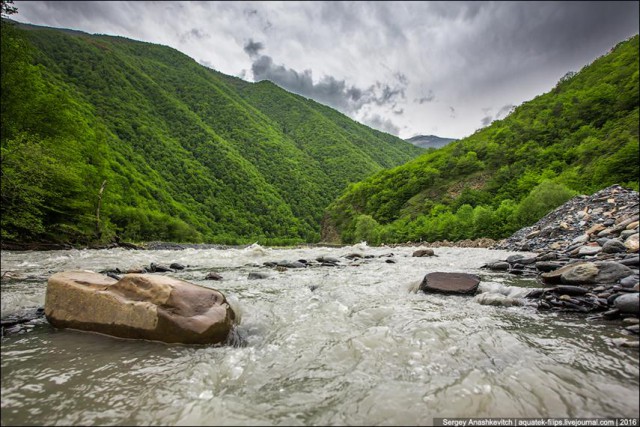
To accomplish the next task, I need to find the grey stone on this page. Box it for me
[620,230,637,239]
[412,249,435,257]
[578,246,602,256]
[555,285,590,296]
[484,261,510,271]
[620,256,640,267]
[625,324,639,334]
[535,261,565,272]
[619,275,639,288]
[276,261,306,269]
[316,256,340,264]
[571,234,589,245]
[602,239,627,254]
[614,293,639,315]
[506,254,524,263]
[593,261,634,284]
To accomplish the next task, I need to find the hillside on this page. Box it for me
[0,20,423,246]
[323,35,639,245]
[406,135,456,149]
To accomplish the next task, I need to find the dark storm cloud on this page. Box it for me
[11,1,640,138]
[243,39,264,57]
[317,1,408,43]
[445,1,639,92]
[249,47,407,115]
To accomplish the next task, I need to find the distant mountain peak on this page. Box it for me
[405,134,456,149]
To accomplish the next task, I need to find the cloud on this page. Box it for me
[415,90,435,104]
[480,103,515,126]
[247,44,407,115]
[361,113,400,135]
[481,116,493,126]
[11,1,639,139]
[496,103,515,119]
[179,28,209,43]
[198,59,215,69]
[243,39,264,57]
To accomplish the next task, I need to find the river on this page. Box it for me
[1,244,638,425]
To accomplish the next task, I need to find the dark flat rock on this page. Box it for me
[419,272,480,295]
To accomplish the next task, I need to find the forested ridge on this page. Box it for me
[324,35,639,245]
[0,19,423,246]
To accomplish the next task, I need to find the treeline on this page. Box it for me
[324,35,639,245]
[0,17,422,246]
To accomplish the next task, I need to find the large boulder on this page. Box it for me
[45,271,236,345]
[419,272,480,295]
[540,262,596,285]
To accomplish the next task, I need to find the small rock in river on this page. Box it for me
[419,272,480,295]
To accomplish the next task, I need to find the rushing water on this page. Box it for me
[1,244,638,426]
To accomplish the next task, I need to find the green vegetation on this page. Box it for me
[325,35,639,245]
[0,18,422,246]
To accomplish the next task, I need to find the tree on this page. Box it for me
[354,214,382,245]
[515,181,576,226]
[1,0,17,18]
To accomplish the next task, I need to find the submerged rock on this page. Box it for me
[412,249,435,257]
[45,271,236,345]
[419,272,480,295]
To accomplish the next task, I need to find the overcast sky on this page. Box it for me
[11,1,639,139]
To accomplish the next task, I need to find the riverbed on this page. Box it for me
[1,244,638,425]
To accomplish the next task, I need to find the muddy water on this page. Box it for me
[1,244,638,425]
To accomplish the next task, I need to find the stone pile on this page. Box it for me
[485,184,639,346]
[494,184,638,253]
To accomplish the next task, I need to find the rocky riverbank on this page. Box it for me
[486,184,639,347]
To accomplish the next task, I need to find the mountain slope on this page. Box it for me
[324,35,639,245]
[0,20,423,245]
[406,135,456,149]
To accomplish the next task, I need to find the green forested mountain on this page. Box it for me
[0,20,423,245]
[324,35,639,245]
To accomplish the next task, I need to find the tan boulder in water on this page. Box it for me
[45,271,236,345]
